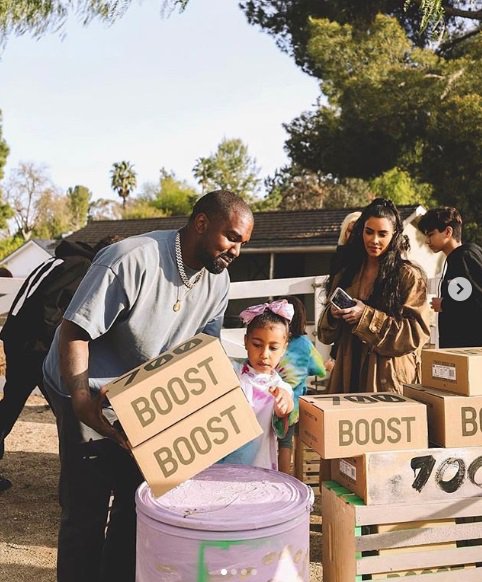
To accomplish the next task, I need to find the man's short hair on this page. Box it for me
[418,207,463,242]
[190,190,253,223]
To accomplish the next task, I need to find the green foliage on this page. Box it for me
[0,1,188,46]
[88,198,123,221]
[0,111,9,182]
[66,185,91,230]
[154,169,198,215]
[281,15,481,240]
[127,170,198,217]
[3,161,57,239]
[33,189,71,239]
[110,160,137,210]
[122,198,166,219]
[370,167,434,207]
[258,165,374,211]
[240,1,480,73]
[0,234,23,262]
[192,138,260,203]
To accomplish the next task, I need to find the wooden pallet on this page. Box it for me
[294,436,321,494]
[322,481,482,581]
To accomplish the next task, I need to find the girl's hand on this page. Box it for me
[269,386,294,417]
[340,299,365,325]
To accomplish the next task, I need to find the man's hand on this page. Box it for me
[431,297,443,312]
[59,320,129,449]
[71,386,129,450]
[269,386,294,418]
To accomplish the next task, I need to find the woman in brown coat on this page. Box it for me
[318,198,431,394]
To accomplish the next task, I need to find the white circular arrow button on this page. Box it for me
[448,277,472,301]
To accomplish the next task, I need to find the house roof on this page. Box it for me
[1,238,56,263]
[65,206,423,252]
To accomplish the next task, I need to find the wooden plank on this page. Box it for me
[228,276,320,299]
[372,569,482,582]
[356,546,482,575]
[356,522,482,552]
[354,497,482,526]
[349,448,482,505]
[322,483,358,582]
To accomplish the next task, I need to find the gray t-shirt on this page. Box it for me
[43,230,229,397]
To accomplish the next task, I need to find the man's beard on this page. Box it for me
[200,251,234,274]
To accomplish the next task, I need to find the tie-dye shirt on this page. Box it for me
[219,360,293,470]
[276,335,326,425]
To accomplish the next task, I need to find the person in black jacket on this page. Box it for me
[418,207,482,348]
[0,236,121,491]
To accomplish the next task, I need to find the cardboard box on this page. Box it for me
[421,347,482,396]
[107,333,241,447]
[404,383,482,447]
[133,387,261,497]
[331,446,482,505]
[107,333,262,496]
[298,393,427,459]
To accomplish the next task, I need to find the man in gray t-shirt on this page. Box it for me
[43,190,253,582]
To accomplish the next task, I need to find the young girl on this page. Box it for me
[276,296,326,474]
[220,299,295,471]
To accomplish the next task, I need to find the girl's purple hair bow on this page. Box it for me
[239,299,294,325]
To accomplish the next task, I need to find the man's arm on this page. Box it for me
[59,319,128,448]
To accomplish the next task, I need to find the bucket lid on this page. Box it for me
[136,464,312,532]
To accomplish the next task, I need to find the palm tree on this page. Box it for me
[110,161,137,210]
[192,157,214,196]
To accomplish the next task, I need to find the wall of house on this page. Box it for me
[3,244,51,277]
[404,223,444,279]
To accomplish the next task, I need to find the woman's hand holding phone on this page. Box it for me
[339,299,365,325]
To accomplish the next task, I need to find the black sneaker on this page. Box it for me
[0,475,12,492]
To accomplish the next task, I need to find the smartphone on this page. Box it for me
[329,287,356,310]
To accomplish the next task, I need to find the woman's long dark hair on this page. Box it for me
[328,198,414,319]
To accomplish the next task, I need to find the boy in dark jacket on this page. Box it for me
[418,208,482,348]
[0,236,121,491]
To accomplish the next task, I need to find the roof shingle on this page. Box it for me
[65,206,420,250]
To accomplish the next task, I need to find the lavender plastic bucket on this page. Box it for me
[135,464,313,582]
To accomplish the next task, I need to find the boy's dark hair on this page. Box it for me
[245,309,289,338]
[418,208,463,242]
[190,190,253,222]
[93,234,124,253]
[279,295,306,338]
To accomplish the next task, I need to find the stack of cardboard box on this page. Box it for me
[298,347,482,581]
[106,333,262,498]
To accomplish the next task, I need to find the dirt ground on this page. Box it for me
[0,395,323,581]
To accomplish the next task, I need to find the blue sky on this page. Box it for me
[0,0,320,201]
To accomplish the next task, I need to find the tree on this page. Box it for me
[193,138,260,202]
[66,184,91,230]
[192,157,215,195]
[0,1,188,46]
[280,15,481,239]
[88,198,123,221]
[0,110,8,182]
[257,165,374,211]
[110,160,137,210]
[154,169,198,215]
[240,1,481,74]
[130,169,198,217]
[370,168,433,207]
[33,189,72,239]
[3,162,58,240]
